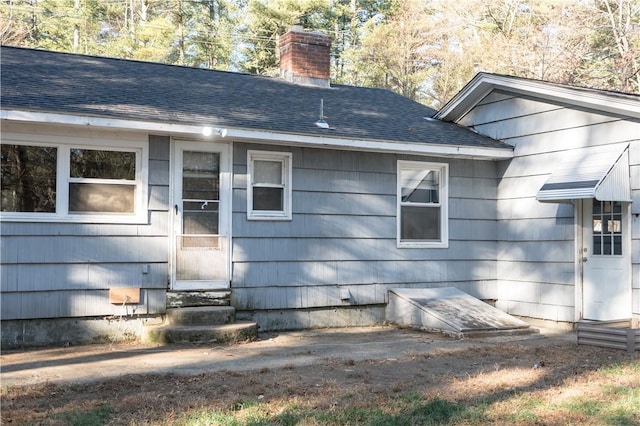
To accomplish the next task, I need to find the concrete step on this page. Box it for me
[143,321,258,345]
[167,291,231,308]
[166,306,235,326]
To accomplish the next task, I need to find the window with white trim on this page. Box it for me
[397,160,448,248]
[1,139,147,223]
[247,150,292,220]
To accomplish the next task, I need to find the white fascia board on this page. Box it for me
[435,73,640,122]
[0,109,209,136]
[222,128,513,160]
[433,74,496,121]
[1,109,513,160]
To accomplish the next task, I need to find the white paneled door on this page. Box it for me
[171,140,231,290]
[581,199,631,320]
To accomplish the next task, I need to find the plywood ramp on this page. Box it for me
[387,287,535,338]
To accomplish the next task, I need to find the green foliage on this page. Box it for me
[170,378,640,425]
[491,381,640,426]
[54,404,111,426]
[173,395,467,425]
[1,0,637,106]
[599,360,640,376]
[240,0,335,75]
[180,410,240,426]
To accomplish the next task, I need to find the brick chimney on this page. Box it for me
[278,25,331,88]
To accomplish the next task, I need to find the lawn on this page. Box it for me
[2,334,639,425]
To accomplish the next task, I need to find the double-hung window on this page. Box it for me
[68,148,137,213]
[397,160,448,248]
[1,135,147,223]
[247,150,292,220]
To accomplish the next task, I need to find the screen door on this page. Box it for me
[172,141,230,290]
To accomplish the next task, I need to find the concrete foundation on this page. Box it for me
[1,306,386,349]
[1,315,163,350]
[1,303,578,349]
[237,305,387,331]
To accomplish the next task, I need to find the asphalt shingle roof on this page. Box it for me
[1,46,510,150]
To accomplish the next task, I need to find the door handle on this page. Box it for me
[582,257,588,263]
[174,204,178,215]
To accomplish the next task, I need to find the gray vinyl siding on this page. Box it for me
[461,91,640,322]
[0,133,171,320]
[230,143,498,310]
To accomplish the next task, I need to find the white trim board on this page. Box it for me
[435,73,640,122]
[1,109,513,160]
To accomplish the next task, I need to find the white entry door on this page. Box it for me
[172,140,231,290]
[581,199,631,320]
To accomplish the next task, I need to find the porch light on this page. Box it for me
[201,127,227,137]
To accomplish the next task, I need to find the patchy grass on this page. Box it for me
[2,339,638,425]
[52,404,112,426]
[171,395,462,425]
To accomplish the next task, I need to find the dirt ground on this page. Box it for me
[1,326,639,425]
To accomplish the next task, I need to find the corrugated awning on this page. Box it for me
[537,144,631,203]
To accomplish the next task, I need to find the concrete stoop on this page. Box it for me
[143,306,257,345]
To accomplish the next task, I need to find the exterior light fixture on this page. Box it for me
[201,127,228,137]
[202,126,213,136]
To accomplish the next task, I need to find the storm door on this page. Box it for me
[172,140,230,290]
[581,199,631,320]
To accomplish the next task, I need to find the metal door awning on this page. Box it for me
[536,144,631,203]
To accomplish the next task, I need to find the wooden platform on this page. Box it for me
[386,287,535,338]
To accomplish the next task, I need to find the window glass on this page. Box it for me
[182,152,220,201]
[183,177,219,200]
[247,151,292,220]
[592,200,623,256]
[398,161,447,247]
[70,149,135,180]
[69,183,135,213]
[182,201,219,234]
[183,151,219,175]
[0,144,57,212]
[401,205,440,240]
[253,187,284,211]
[401,169,439,203]
[0,140,145,222]
[254,160,282,185]
[69,149,138,214]
[181,151,220,236]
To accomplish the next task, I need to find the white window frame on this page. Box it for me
[397,160,449,248]
[0,133,148,224]
[247,150,292,221]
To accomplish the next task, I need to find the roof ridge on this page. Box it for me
[0,44,259,79]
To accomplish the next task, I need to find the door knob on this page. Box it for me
[582,257,588,263]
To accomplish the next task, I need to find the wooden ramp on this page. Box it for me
[386,287,535,338]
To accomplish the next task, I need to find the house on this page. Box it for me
[435,74,640,325]
[1,26,638,347]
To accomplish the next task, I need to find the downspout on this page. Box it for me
[574,199,583,323]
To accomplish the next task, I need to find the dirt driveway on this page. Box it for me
[2,325,639,425]
[2,326,561,387]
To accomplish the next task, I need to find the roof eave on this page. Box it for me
[435,73,640,122]
[223,128,513,160]
[1,109,513,160]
